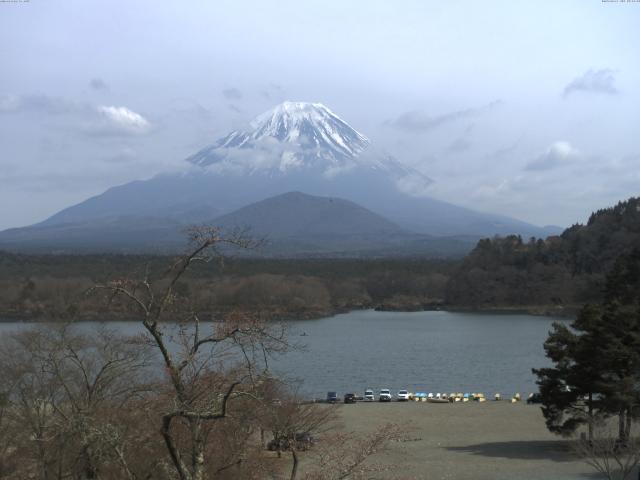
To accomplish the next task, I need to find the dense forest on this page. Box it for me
[0,254,455,320]
[446,197,640,312]
[1,197,638,321]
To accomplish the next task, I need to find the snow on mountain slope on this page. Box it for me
[249,101,370,158]
[186,101,427,186]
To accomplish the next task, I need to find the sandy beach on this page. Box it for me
[330,401,597,480]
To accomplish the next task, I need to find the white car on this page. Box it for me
[379,389,392,402]
[364,389,375,401]
[397,389,409,401]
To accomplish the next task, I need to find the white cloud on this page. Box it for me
[524,141,581,171]
[0,94,152,137]
[202,137,296,175]
[92,105,152,136]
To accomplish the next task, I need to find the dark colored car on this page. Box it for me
[326,391,338,403]
[527,393,543,404]
[344,393,357,404]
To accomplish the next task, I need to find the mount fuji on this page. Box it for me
[185,101,425,186]
[0,101,560,255]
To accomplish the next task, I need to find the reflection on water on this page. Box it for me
[0,310,565,399]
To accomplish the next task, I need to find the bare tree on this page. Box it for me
[0,377,18,478]
[91,227,290,480]
[0,325,156,480]
[305,422,404,480]
[574,426,640,480]
[259,389,337,480]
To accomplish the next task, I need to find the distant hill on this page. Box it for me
[0,192,478,257]
[0,215,186,253]
[445,197,640,309]
[214,191,403,238]
[211,191,478,257]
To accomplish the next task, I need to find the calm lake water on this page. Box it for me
[0,310,565,399]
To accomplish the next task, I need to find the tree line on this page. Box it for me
[0,254,454,321]
[446,197,640,310]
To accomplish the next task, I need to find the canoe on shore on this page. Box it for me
[427,397,450,404]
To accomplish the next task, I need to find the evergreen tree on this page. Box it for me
[533,306,603,440]
[534,249,640,442]
[596,249,640,443]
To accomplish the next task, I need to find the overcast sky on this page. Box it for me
[1,0,639,230]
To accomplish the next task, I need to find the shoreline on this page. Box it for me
[0,303,577,323]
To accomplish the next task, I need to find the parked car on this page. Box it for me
[344,393,357,404]
[379,389,392,402]
[527,393,543,404]
[326,391,338,404]
[364,389,375,401]
[397,389,409,401]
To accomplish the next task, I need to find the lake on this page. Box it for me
[0,310,565,399]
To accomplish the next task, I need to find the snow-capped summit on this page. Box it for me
[186,101,392,176]
[248,101,369,157]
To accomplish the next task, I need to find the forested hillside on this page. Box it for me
[446,197,640,310]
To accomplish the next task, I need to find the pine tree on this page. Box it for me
[596,250,640,443]
[534,249,640,442]
[533,306,603,440]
